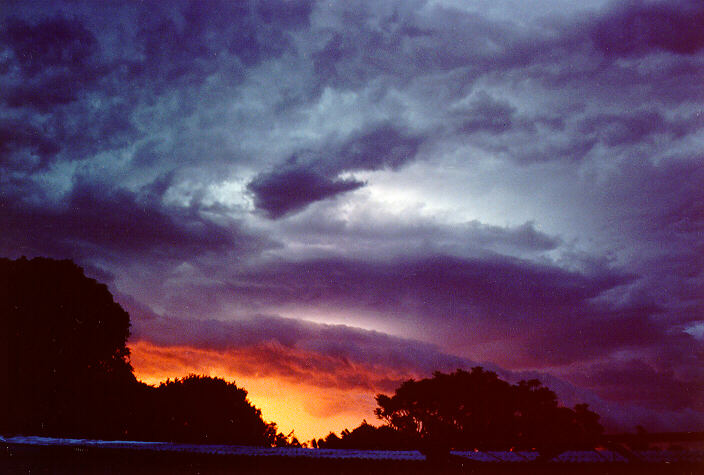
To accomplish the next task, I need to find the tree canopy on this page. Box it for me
[374,368,603,454]
[314,421,414,450]
[131,375,275,445]
[0,257,135,437]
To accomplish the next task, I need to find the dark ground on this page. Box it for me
[2,443,702,475]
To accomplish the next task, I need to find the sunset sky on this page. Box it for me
[2,0,703,441]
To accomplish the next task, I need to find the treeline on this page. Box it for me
[314,368,603,456]
[313,421,415,449]
[0,257,296,446]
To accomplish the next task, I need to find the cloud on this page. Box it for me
[278,210,562,257]
[132,313,470,392]
[248,165,364,219]
[0,179,268,259]
[0,15,104,111]
[248,123,424,217]
[229,254,627,317]
[452,91,517,134]
[567,358,704,412]
[470,221,562,251]
[577,109,697,146]
[0,120,61,170]
[333,124,425,172]
[590,0,704,57]
[1,15,97,76]
[139,251,641,370]
[256,0,314,29]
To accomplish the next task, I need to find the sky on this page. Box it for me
[1,0,703,441]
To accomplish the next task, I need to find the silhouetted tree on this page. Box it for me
[269,428,301,448]
[129,375,276,445]
[375,368,603,457]
[0,257,136,438]
[317,431,341,448]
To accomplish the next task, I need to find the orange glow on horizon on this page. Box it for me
[129,340,379,442]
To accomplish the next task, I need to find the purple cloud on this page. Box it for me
[0,179,269,259]
[248,166,364,218]
[590,0,704,57]
[248,124,424,217]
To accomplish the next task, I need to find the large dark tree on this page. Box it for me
[374,368,603,456]
[0,257,136,438]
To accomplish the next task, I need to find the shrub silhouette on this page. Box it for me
[133,375,274,445]
[375,368,603,456]
[0,257,286,445]
[315,420,415,450]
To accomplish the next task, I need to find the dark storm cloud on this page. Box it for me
[164,253,643,369]
[0,101,139,172]
[583,157,704,309]
[0,120,60,170]
[0,179,264,258]
[0,14,132,169]
[590,0,704,57]
[310,2,525,90]
[577,110,697,146]
[569,359,704,412]
[513,305,666,367]
[0,15,107,111]
[248,123,424,217]
[333,124,425,172]
[0,4,295,261]
[256,0,314,28]
[1,15,96,76]
[299,0,703,169]
[454,1,704,162]
[191,245,700,412]
[248,165,364,218]
[453,92,517,135]
[533,1,704,103]
[125,0,313,89]
[232,254,627,316]
[0,1,314,169]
